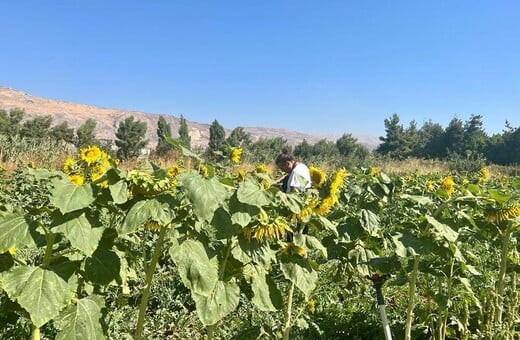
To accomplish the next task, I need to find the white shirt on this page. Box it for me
[286,162,311,193]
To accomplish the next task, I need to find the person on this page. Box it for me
[275,148,311,193]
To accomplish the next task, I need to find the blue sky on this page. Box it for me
[1,1,518,138]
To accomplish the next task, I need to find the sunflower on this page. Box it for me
[243,217,292,242]
[281,242,307,258]
[255,164,269,174]
[314,168,347,215]
[369,167,379,176]
[63,157,77,175]
[69,174,85,186]
[425,180,434,193]
[167,164,182,178]
[80,146,102,164]
[199,164,209,178]
[8,247,15,255]
[478,167,490,183]
[440,175,455,196]
[485,204,520,224]
[309,166,326,188]
[235,169,247,182]
[230,147,243,164]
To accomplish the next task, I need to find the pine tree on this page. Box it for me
[226,127,251,147]
[50,121,75,143]
[156,116,173,155]
[20,115,53,139]
[115,116,148,160]
[178,114,191,149]
[208,119,225,153]
[76,118,98,148]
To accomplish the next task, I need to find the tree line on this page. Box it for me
[1,108,518,166]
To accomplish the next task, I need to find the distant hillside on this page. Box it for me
[0,86,380,150]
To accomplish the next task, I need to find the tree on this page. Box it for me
[336,133,359,157]
[208,119,225,153]
[156,116,173,155]
[463,114,488,153]
[178,114,191,149]
[312,139,339,161]
[294,139,313,159]
[376,113,406,157]
[20,115,53,139]
[442,118,465,156]
[226,127,252,148]
[249,137,288,163]
[76,118,98,148]
[418,121,445,158]
[115,116,148,160]
[50,121,75,143]
[0,108,24,137]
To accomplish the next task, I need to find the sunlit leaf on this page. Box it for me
[55,295,106,340]
[0,211,38,252]
[192,280,240,325]
[51,180,96,214]
[179,174,227,221]
[0,266,75,327]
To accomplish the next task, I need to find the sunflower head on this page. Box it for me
[230,147,243,164]
[68,174,85,186]
[309,166,326,188]
[440,175,455,196]
[80,146,102,164]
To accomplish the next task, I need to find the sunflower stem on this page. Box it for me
[283,281,296,340]
[495,225,513,324]
[405,255,420,340]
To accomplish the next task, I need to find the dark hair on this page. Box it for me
[275,148,295,165]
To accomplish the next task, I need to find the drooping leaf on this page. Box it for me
[169,240,218,296]
[55,295,106,340]
[51,180,96,214]
[84,249,121,285]
[179,174,227,221]
[0,211,38,252]
[251,274,283,311]
[211,207,236,239]
[192,280,240,325]
[426,215,458,242]
[401,194,434,206]
[120,198,174,234]
[359,209,380,237]
[281,257,318,298]
[0,266,75,327]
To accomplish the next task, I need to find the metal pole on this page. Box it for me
[368,274,393,340]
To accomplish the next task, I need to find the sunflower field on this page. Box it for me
[0,141,519,340]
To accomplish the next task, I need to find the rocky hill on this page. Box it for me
[0,86,380,150]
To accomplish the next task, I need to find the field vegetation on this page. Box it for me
[0,108,519,339]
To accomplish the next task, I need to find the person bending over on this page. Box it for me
[275,148,311,193]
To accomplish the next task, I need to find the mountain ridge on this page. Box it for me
[0,86,380,150]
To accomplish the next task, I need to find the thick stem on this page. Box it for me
[405,255,420,340]
[283,282,296,340]
[31,324,40,340]
[134,226,168,339]
[495,226,512,324]
[43,232,57,267]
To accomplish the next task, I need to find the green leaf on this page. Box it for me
[426,215,458,242]
[165,137,202,161]
[237,179,271,207]
[120,198,174,234]
[192,281,240,325]
[251,274,283,311]
[170,240,218,296]
[281,257,318,298]
[211,207,236,239]
[231,212,251,227]
[53,212,104,256]
[55,295,106,340]
[488,189,511,204]
[51,180,96,214]
[179,174,227,221]
[401,194,433,206]
[84,249,121,285]
[0,266,75,327]
[109,180,128,204]
[359,209,380,237]
[0,211,38,252]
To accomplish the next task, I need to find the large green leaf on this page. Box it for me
[169,240,218,296]
[0,211,38,252]
[179,174,227,221]
[55,295,106,340]
[211,207,236,239]
[53,212,104,256]
[120,198,174,234]
[192,281,240,325]
[51,180,96,214]
[426,215,458,242]
[251,274,283,312]
[359,209,380,237]
[0,266,75,327]
[109,180,128,204]
[236,179,271,207]
[281,257,318,298]
[84,249,121,285]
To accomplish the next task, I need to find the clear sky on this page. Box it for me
[1,1,518,138]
